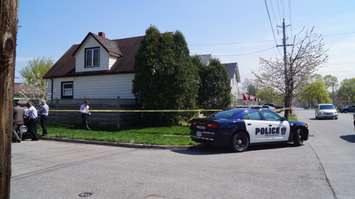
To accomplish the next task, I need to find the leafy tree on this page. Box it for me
[256,87,282,105]
[20,57,53,99]
[133,26,160,107]
[198,59,231,109]
[323,75,338,89]
[299,79,331,107]
[337,78,355,104]
[133,26,199,125]
[323,74,338,103]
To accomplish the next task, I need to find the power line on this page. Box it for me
[288,0,293,37]
[269,0,280,25]
[210,47,276,57]
[189,39,273,47]
[264,0,280,55]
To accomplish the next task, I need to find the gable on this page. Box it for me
[43,35,144,79]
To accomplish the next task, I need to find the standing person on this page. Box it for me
[80,100,91,130]
[13,101,25,142]
[26,101,39,141]
[38,99,49,136]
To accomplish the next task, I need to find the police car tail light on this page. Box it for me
[206,122,219,129]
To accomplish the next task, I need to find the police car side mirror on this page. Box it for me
[280,116,287,121]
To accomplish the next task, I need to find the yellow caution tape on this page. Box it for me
[50,109,222,113]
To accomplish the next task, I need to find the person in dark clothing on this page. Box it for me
[25,101,39,141]
[38,99,49,136]
[13,100,25,142]
[80,100,91,130]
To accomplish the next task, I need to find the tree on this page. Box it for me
[323,74,338,103]
[0,0,18,198]
[256,87,282,105]
[20,57,53,99]
[299,79,331,107]
[133,26,199,124]
[254,28,328,117]
[337,78,355,104]
[242,78,257,95]
[198,58,231,109]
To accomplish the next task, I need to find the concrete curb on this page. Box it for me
[41,137,192,150]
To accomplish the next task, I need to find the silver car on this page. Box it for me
[315,104,338,120]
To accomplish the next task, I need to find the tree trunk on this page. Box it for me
[0,0,18,198]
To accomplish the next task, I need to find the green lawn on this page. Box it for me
[45,126,196,146]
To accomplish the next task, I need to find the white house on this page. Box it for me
[44,32,143,102]
[44,33,241,106]
[196,54,241,105]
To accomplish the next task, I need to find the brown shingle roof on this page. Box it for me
[44,34,144,79]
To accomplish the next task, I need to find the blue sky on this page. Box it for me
[16,0,355,83]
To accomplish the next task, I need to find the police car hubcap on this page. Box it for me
[237,139,243,145]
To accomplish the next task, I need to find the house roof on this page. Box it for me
[223,62,240,83]
[44,34,144,79]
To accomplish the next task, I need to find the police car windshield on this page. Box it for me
[319,105,335,110]
[211,109,244,119]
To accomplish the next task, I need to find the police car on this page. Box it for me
[190,108,309,152]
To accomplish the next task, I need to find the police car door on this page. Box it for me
[260,110,290,141]
[243,110,271,143]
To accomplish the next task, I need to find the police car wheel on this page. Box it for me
[231,132,249,152]
[293,128,304,146]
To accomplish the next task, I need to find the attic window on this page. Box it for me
[85,47,100,67]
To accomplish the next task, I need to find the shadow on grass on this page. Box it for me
[340,135,355,143]
[172,142,293,155]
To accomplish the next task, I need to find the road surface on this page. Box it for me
[295,108,355,199]
[11,109,354,199]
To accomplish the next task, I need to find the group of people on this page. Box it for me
[13,100,92,142]
[13,100,49,142]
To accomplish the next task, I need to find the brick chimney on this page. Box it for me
[98,32,106,38]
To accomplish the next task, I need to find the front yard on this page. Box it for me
[44,126,195,146]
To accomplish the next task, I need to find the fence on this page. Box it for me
[48,109,222,130]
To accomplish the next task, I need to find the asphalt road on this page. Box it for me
[11,109,354,199]
[295,109,355,199]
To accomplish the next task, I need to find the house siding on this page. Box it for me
[75,35,112,72]
[46,74,135,100]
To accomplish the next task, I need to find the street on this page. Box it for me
[11,109,355,199]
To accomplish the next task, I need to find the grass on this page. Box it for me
[288,115,298,122]
[45,126,196,146]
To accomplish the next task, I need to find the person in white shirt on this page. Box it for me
[38,99,49,136]
[26,101,38,140]
[80,100,91,130]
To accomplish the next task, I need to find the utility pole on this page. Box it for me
[0,0,18,198]
[277,18,293,118]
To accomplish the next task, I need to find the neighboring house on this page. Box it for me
[43,32,143,103]
[223,62,241,105]
[196,54,241,105]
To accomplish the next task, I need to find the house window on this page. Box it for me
[85,47,100,67]
[61,81,73,99]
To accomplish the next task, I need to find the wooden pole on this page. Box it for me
[0,0,18,198]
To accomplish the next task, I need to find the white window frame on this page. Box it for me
[85,47,100,68]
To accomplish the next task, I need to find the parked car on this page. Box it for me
[190,108,309,152]
[315,104,338,120]
[339,105,355,113]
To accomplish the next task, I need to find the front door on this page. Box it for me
[244,111,274,143]
[260,110,290,141]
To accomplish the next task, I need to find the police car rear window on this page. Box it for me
[212,109,244,119]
